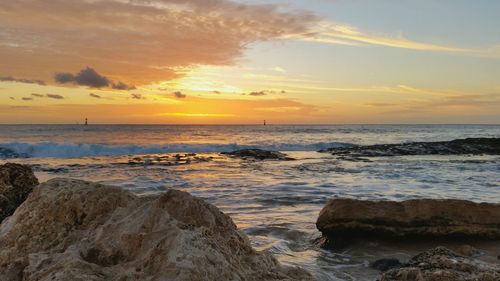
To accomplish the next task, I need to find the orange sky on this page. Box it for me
[1,0,499,124]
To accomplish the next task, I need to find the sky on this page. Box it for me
[1,0,499,124]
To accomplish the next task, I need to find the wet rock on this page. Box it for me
[320,138,500,156]
[371,258,402,271]
[0,163,39,223]
[316,198,500,244]
[0,178,314,281]
[127,154,212,166]
[221,149,295,160]
[380,247,500,281]
[455,245,481,257]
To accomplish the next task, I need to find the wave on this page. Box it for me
[0,142,352,159]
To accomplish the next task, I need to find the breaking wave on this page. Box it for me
[0,142,352,159]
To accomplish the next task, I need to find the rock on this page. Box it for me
[316,198,500,244]
[380,247,500,281]
[221,149,295,160]
[371,258,402,271]
[0,163,39,223]
[455,245,481,257]
[0,178,314,281]
[319,138,500,156]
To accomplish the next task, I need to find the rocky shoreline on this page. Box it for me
[1,163,499,280]
[0,165,313,281]
[319,137,500,156]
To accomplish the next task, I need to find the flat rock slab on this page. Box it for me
[380,247,500,281]
[316,198,500,242]
[0,163,38,223]
[0,178,313,281]
[319,138,500,156]
[221,149,295,160]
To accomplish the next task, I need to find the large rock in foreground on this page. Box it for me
[316,198,500,243]
[0,163,38,223]
[380,247,500,281]
[0,178,313,281]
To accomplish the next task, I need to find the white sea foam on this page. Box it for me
[0,142,352,158]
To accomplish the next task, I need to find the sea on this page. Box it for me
[1,124,499,280]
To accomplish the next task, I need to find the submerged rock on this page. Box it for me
[0,178,313,281]
[0,163,39,223]
[319,137,500,156]
[316,198,500,244]
[380,247,500,281]
[221,149,295,160]
[371,258,402,272]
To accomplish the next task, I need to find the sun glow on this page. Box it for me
[157,113,235,117]
[162,67,243,94]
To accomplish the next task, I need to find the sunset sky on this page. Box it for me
[1,0,500,124]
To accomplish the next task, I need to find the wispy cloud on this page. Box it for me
[295,22,500,58]
[0,76,46,85]
[29,93,65,100]
[46,94,64,100]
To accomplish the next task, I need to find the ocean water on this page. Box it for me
[1,124,499,280]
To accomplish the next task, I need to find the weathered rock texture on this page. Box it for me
[0,163,39,223]
[0,178,313,281]
[320,138,500,156]
[380,247,500,281]
[316,198,500,241]
[221,149,294,160]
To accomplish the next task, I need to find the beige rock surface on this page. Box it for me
[0,163,39,223]
[380,247,500,281]
[0,178,313,281]
[316,198,500,240]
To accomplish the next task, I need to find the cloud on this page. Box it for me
[55,67,110,88]
[46,93,64,99]
[89,93,101,99]
[9,97,15,100]
[247,90,285,96]
[0,0,316,85]
[22,97,33,101]
[0,76,46,86]
[297,22,500,58]
[112,82,136,91]
[173,91,187,98]
[249,91,267,96]
[131,93,144,100]
[55,67,136,90]
[30,93,65,99]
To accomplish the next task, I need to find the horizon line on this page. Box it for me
[0,123,499,126]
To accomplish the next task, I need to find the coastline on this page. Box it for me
[1,131,499,280]
[0,161,500,280]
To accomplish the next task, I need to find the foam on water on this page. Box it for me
[0,141,352,158]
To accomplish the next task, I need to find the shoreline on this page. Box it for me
[1,163,499,280]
